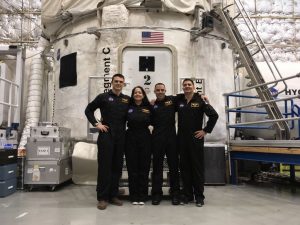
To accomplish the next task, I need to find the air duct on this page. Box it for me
[18,36,50,151]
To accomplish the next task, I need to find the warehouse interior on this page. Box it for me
[1,0,300,224]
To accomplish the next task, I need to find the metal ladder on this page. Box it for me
[212,1,290,140]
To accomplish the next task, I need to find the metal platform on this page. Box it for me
[229,140,300,184]
[230,140,300,148]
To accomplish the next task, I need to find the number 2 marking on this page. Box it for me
[144,75,151,85]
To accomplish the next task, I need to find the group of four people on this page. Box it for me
[85,73,219,210]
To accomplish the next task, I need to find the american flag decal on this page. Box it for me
[142,31,164,44]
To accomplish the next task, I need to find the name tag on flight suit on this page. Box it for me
[164,100,173,106]
[142,109,150,113]
[121,98,129,103]
[191,103,199,108]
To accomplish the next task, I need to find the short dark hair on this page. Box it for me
[182,78,194,85]
[154,83,165,89]
[112,73,125,82]
[130,86,150,106]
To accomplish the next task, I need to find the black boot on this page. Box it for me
[171,194,180,205]
[195,197,204,207]
[152,195,161,205]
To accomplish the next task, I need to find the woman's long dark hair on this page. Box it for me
[130,86,150,106]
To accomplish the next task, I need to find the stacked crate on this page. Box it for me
[24,123,72,191]
[0,129,18,197]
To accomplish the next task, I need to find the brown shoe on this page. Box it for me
[97,200,108,210]
[110,197,123,206]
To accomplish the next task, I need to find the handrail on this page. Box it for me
[226,94,300,138]
[228,125,271,129]
[224,73,300,96]
[227,95,300,111]
[234,0,288,94]
[292,104,300,137]
[227,94,259,99]
[234,1,275,79]
[228,117,300,127]
[220,0,300,140]
[227,109,267,115]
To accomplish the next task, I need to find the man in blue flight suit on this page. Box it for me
[85,74,130,210]
[177,78,218,207]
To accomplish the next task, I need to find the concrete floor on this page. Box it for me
[1,183,300,225]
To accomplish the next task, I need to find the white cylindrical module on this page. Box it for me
[43,1,235,142]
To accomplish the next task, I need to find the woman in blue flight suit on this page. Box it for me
[125,86,152,205]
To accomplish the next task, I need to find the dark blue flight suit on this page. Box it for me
[176,93,218,202]
[85,90,130,201]
[151,96,180,199]
[125,103,152,202]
